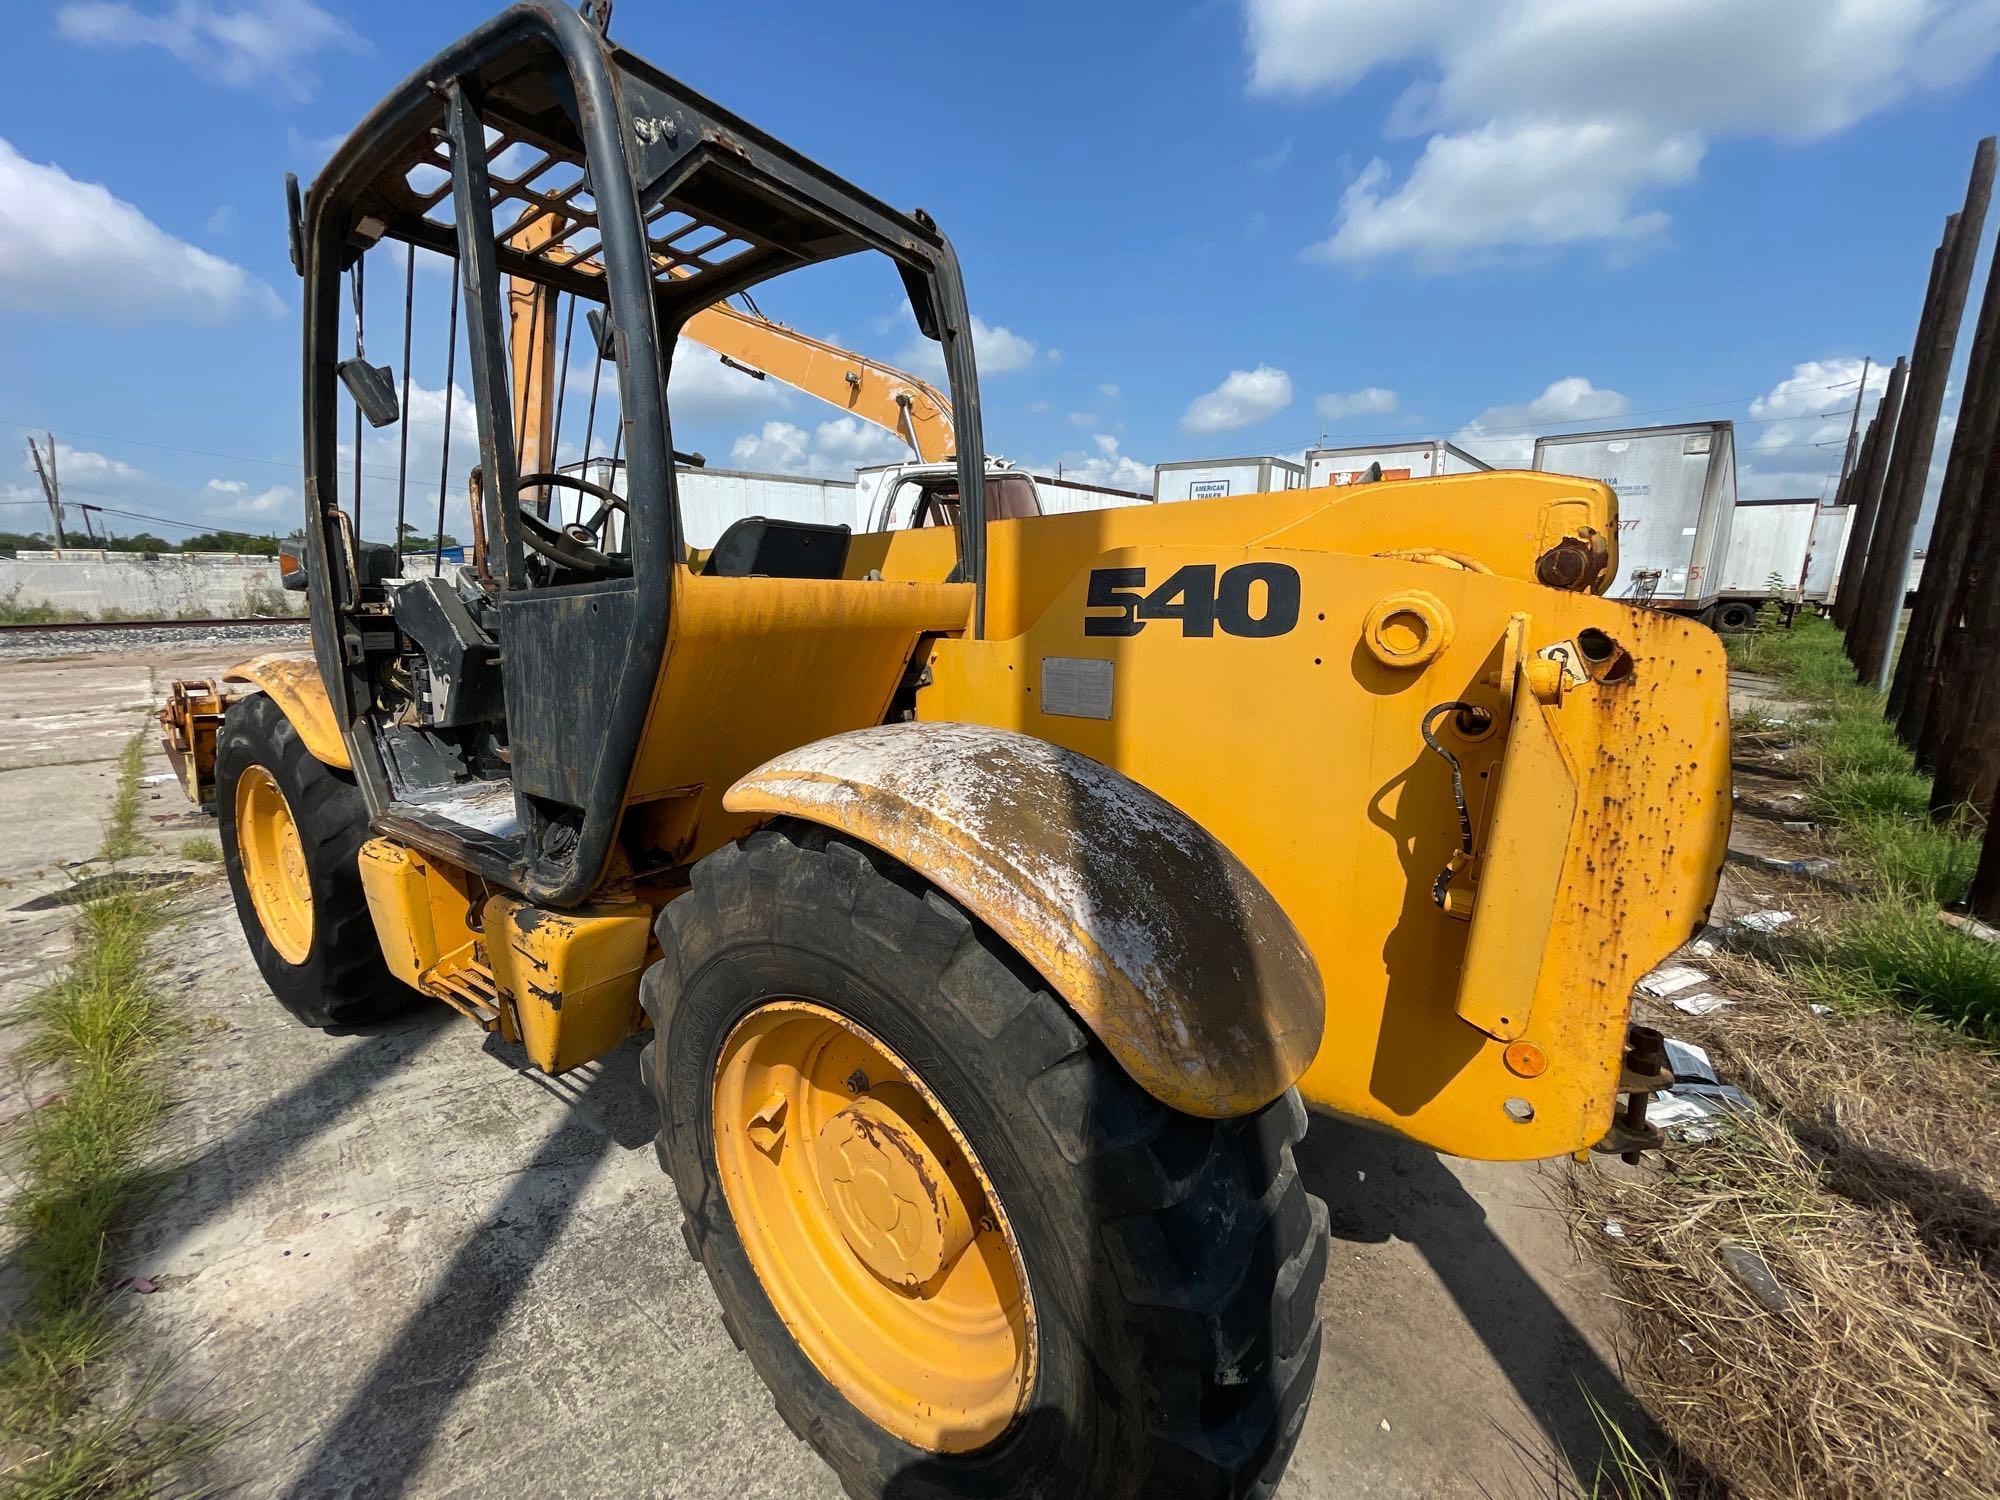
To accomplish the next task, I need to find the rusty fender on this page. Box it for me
[223,653,349,769]
[723,722,1325,1119]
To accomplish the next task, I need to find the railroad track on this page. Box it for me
[0,616,309,636]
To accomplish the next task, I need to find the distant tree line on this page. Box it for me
[1,525,461,557]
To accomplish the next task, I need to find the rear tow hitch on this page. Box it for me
[1594,1024,1674,1163]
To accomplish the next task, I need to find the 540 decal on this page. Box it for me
[1084,562,1300,638]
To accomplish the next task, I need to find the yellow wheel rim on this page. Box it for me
[234,764,314,965]
[712,1000,1035,1452]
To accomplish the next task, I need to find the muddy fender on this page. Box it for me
[723,721,1325,1118]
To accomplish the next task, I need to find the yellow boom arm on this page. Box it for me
[507,256,954,465]
[680,301,954,463]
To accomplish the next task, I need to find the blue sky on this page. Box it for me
[1,0,1996,546]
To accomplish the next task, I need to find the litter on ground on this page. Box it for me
[1735,909,1797,933]
[1637,965,1712,998]
[1672,991,1732,1016]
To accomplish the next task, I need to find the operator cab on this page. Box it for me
[297,0,990,903]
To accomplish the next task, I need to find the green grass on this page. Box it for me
[1806,767,1933,823]
[1831,811,1980,906]
[1792,899,2000,1040]
[1725,609,1993,1024]
[97,733,149,862]
[177,835,221,864]
[0,729,220,1492]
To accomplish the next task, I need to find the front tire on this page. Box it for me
[642,823,1326,1499]
[215,692,410,1028]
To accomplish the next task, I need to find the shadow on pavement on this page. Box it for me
[1294,1113,1647,1486]
[277,1042,650,1499]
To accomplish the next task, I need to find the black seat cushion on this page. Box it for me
[701,516,851,579]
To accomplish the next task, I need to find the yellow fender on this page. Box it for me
[223,653,349,769]
[723,722,1326,1119]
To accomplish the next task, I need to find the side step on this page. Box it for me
[420,945,503,1029]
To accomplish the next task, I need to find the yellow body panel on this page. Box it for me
[625,570,972,851]
[915,534,1730,1160]
[223,654,350,769]
[356,838,480,987]
[848,469,1615,636]
[484,895,653,1075]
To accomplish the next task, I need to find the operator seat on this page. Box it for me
[701,516,851,579]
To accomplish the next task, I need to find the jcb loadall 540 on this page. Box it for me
[160,5,1729,1493]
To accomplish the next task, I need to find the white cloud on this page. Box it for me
[204,477,248,494]
[21,443,145,493]
[1309,121,1702,269]
[1316,386,1399,420]
[898,314,1037,380]
[1068,411,1099,428]
[667,348,792,427]
[1182,364,1293,435]
[1251,0,2000,267]
[1044,433,1153,493]
[1749,356,1888,423]
[55,0,361,102]
[209,483,295,517]
[1097,383,1121,399]
[730,417,909,477]
[1739,355,1894,500]
[1453,376,1629,465]
[0,138,282,322]
[204,204,236,236]
[976,319,1037,372]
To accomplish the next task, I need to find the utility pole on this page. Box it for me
[1832,356,1907,631]
[1891,164,2000,755]
[25,435,66,548]
[1839,356,1871,483]
[1852,137,1994,688]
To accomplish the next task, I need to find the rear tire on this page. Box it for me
[1709,599,1758,633]
[215,692,411,1028]
[642,822,1327,1499]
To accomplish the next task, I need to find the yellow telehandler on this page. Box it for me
[159,5,1730,1494]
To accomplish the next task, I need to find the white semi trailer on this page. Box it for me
[1533,422,1739,619]
[1306,440,1491,486]
[1710,498,1855,628]
[1151,456,1305,502]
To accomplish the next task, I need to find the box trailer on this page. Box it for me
[1307,440,1492,487]
[560,460,859,550]
[1802,503,1853,604]
[1152,456,1305,503]
[1532,422,1738,616]
[1713,497,1818,628]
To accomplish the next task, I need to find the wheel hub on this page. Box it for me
[815,1085,977,1290]
[710,1000,1035,1452]
[234,763,313,965]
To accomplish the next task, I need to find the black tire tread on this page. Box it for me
[215,692,408,1028]
[640,820,1325,1499]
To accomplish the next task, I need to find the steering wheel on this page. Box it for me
[516,471,628,577]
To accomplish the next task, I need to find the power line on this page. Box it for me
[0,496,280,542]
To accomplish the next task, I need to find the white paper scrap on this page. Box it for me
[1637,965,1710,998]
[1735,910,1796,933]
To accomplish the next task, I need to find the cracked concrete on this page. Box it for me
[1,646,1646,1499]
